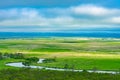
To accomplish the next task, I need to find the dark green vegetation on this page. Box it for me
[43,57,56,63]
[22,57,39,66]
[0,52,24,59]
[0,68,120,80]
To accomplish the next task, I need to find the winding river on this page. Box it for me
[6,59,118,74]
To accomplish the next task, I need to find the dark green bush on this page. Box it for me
[43,58,56,63]
[25,57,39,63]
[0,68,120,80]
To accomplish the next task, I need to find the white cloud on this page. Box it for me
[107,17,120,24]
[0,4,120,32]
[71,4,120,16]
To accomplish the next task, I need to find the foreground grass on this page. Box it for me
[0,68,120,80]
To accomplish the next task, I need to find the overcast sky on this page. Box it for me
[0,0,120,32]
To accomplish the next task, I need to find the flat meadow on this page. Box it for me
[0,38,120,80]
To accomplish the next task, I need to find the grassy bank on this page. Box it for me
[35,57,120,71]
[0,58,23,70]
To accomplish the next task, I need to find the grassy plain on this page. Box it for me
[0,38,120,71]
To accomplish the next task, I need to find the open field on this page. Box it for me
[0,38,120,71]
[0,38,120,53]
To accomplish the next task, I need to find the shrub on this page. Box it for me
[3,53,24,59]
[43,58,56,63]
[25,57,39,63]
[22,61,31,66]
[0,53,3,60]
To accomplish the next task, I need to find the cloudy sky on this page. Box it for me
[0,0,120,32]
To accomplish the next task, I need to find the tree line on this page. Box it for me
[0,52,24,59]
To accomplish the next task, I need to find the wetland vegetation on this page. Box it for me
[0,38,120,80]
